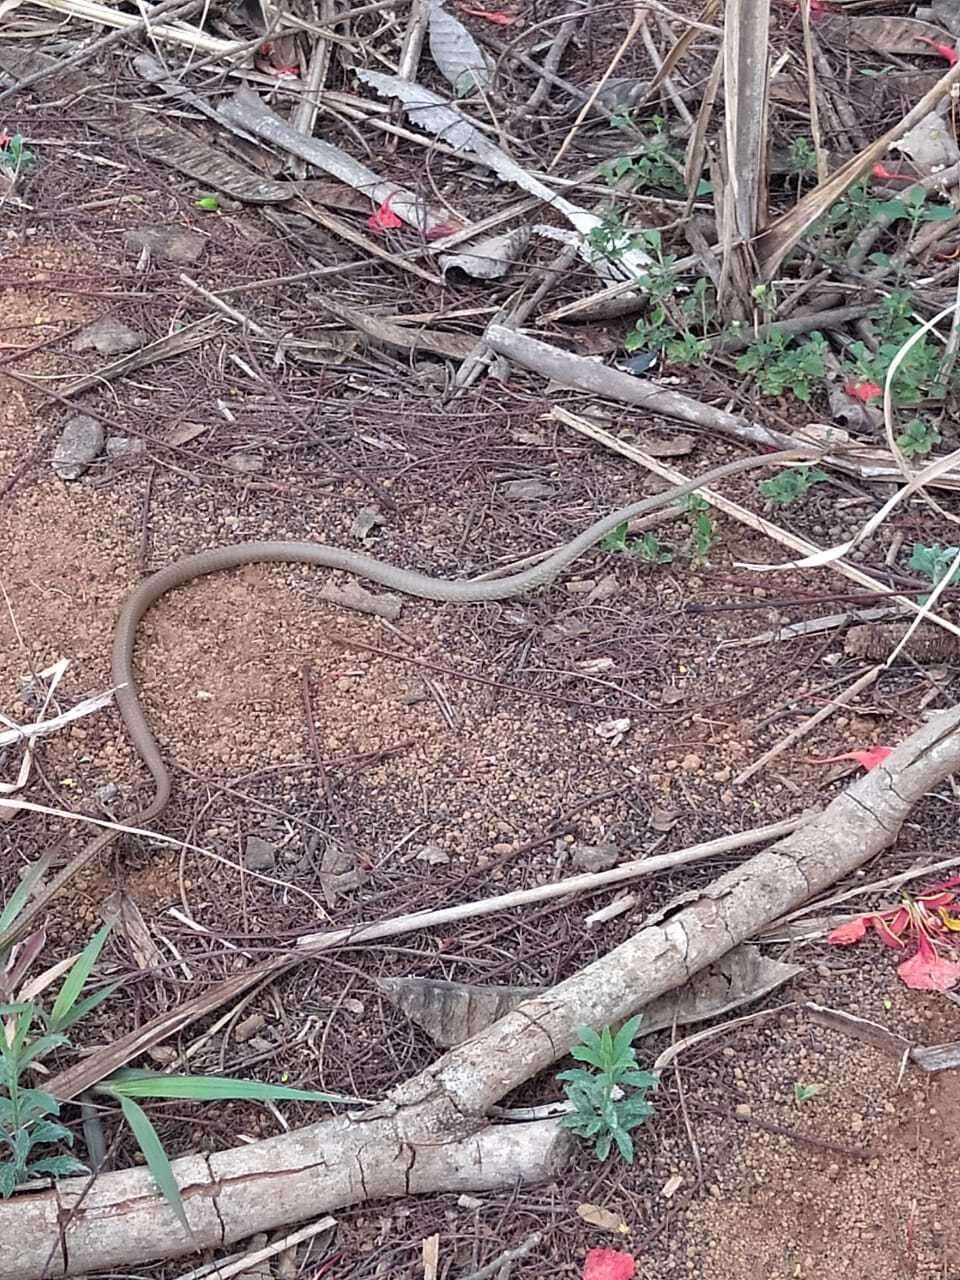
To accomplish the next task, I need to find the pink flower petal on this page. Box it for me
[897,936,960,991]
[827,918,869,945]
[367,198,403,234]
[583,1249,636,1280]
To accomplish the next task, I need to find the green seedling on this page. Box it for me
[0,133,35,174]
[557,1017,658,1163]
[897,418,942,459]
[736,331,827,402]
[908,542,960,604]
[793,1082,824,1105]
[601,523,674,563]
[684,493,716,563]
[758,466,828,508]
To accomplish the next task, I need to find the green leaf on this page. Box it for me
[22,1119,72,1147]
[618,1069,659,1090]
[49,925,112,1032]
[594,1130,613,1161]
[611,1015,643,1061]
[612,1126,635,1163]
[99,1069,363,1106]
[16,1033,70,1069]
[25,1154,87,1179]
[0,857,51,936]
[195,195,220,211]
[873,199,907,221]
[0,1165,17,1198]
[118,1095,191,1234]
[922,203,955,222]
[48,981,122,1034]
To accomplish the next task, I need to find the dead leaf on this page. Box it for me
[576,1204,630,1235]
[429,0,493,93]
[845,14,956,56]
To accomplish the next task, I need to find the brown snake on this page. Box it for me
[1,447,816,948]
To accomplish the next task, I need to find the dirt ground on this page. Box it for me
[2,41,960,1280]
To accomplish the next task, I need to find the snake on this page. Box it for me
[0,447,818,951]
[112,447,815,830]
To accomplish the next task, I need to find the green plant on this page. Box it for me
[586,209,632,262]
[787,137,817,177]
[0,878,363,1227]
[843,291,953,407]
[684,493,716,563]
[870,185,954,236]
[600,120,685,194]
[557,1017,658,1163]
[793,1082,824,1105]
[736,331,827,402]
[897,418,942,459]
[601,523,674,562]
[625,271,715,365]
[0,133,35,174]
[758,466,828,507]
[908,542,960,604]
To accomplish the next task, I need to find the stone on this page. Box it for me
[71,317,143,356]
[244,835,277,871]
[53,415,104,479]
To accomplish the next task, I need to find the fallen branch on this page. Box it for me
[5,707,960,1278]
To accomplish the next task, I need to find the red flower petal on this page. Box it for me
[897,946,960,991]
[915,36,959,65]
[583,1249,636,1280]
[457,4,516,22]
[367,197,403,234]
[844,381,883,403]
[873,910,908,948]
[828,917,869,945]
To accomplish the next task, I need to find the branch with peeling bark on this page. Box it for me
[3,707,959,1279]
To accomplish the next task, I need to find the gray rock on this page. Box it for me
[53,415,104,480]
[123,224,205,265]
[71,317,143,356]
[502,478,554,500]
[571,841,620,872]
[244,835,277,871]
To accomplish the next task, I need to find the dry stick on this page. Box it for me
[548,0,645,170]
[551,406,960,640]
[44,814,807,1102]
[515,0,587,117]
[0,0,205,104]
[733,664,882,786]
[10,711,960,1279]
[800,0,828,186]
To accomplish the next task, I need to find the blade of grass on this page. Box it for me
[99,1069,368,1106]
[48,925,111,1032]
[117,1094,191,1235]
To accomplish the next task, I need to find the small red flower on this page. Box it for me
[843,381,883,403]
[0,132,9,148]
[827,877,960,990]
[367,196,403,234]
[583,1249,636,1280]
[915,36,959,66]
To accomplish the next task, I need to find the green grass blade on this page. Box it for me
[51,981,122,1034]
[117,1095,191,1235]
[49,925,111,1031]
[0,856,51,936]
[100,1069,365,1106]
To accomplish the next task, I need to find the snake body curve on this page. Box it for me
[113,449,810,827]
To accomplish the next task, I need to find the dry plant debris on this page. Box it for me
[1,0,960,1277]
